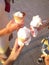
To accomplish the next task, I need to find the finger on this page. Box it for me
[14,45,24,60]
[12,39,19,50]
[15,45,24,58]
[41,54,45,58]
[17,44,24,52]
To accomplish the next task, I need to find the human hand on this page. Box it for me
[8,39,24,61]
[3,39,24,65]
[6,19,24,32]
[41,54,49,65]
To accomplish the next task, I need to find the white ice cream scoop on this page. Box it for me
[13,11,23,18]
[30,15,42,27]
[17,26,31,46]
[30,15,42,37]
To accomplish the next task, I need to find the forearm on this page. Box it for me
[0,28,14,37]
[0,28,9,36]
[0,25,15,36]
[3,59,14,65]
[0,25,18,37]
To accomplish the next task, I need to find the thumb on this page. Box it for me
[16,45,24,55]
[41,54,45,58]
[18,44,24,52]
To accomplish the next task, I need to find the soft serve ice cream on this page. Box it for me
[17,26,31,46]
[30,15,42,37]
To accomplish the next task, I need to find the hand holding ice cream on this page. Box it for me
[17,26,31,46]
[6,11,26,33]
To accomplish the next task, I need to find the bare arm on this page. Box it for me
[0,19,24,36]
[3,58,13,65]
[3,39,24,65]
[0,27,9,36]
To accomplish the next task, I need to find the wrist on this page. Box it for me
[8,56,14,62]
[4,57,14,65]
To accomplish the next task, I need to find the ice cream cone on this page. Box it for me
[13,11,25,24]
